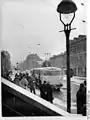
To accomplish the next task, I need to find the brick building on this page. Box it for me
[49,35,86,77]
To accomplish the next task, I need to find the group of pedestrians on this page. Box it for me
[76,80,86,116]
[2,69,87,115]
[39,81,53,103]
[5,70,54,103]
[7,71,36,94]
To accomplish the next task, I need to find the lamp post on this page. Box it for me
[16,62,19,70]
[57,0,77,113]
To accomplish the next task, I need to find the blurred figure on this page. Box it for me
[40,81,53,103]
[39,80,44,98]
[28,75,36,94]
[14,73,20,85]
[82,80,87,116]
[8,71,15,82]
[7,71,12,81]
[19,75,28,89]
[76,83,86,115]
[83,80,86,89]
[46,82,53,103]
[39,79,42,89]
[40,81,47,100]
[4,70,10,80]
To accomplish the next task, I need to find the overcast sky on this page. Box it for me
[2,0,87,65]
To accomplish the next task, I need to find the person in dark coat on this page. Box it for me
[82,80,87,116]
[40,81,48,100]
[39,81,44,98]
[46,82,53,103]
[19,75,28,89]
[14,73,20,86]
[28,75,36,94]
[76,83,86,114]
[40,81,53,103]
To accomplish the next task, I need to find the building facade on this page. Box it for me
[49,35,86,77]
[70,35,86,77]
[19,54,42,71]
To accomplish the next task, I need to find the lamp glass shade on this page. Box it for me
[60,13,74,24]
[57,0,77,14]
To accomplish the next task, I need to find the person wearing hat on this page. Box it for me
[76,83,86,115]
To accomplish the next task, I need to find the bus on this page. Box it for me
[30,67,63,90]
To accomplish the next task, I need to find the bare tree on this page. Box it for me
[1,50,12,77]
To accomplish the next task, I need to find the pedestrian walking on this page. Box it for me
[41,81,48,100]
[76,83,86,115]
[14,77,20,86]
[39,82,43,98]
[28,75,36,94]
[14,73,20,85]
[46,82,53,103]
[19,75,28,89]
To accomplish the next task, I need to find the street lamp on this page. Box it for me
[57,0,77,113]
[16,62,19,70]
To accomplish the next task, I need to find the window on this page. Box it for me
[43,71,61,76]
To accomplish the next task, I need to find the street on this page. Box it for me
[33,76,85,113]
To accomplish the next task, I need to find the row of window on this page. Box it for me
[70,55,86,66]
[73,67,86,77]
[70,42,86,54]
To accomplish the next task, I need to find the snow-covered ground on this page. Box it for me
[34,76,86,114]
[59,76,85,104]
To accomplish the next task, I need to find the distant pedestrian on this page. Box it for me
[41,81,48,100]
[19,76,28,89]
[14,73,20,85]
[28,76,36,94]
[84,80,86,86]
[83,80,86,90]
[14,77,19,85]
[76,83,86,115]
[39,82,43,98]
[46,82,53,103]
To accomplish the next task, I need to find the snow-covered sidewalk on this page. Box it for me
[53,98,77,114]
[26,88,77,114]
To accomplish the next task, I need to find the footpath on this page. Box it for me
[27,88,77,114]
[26,76,86,114]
